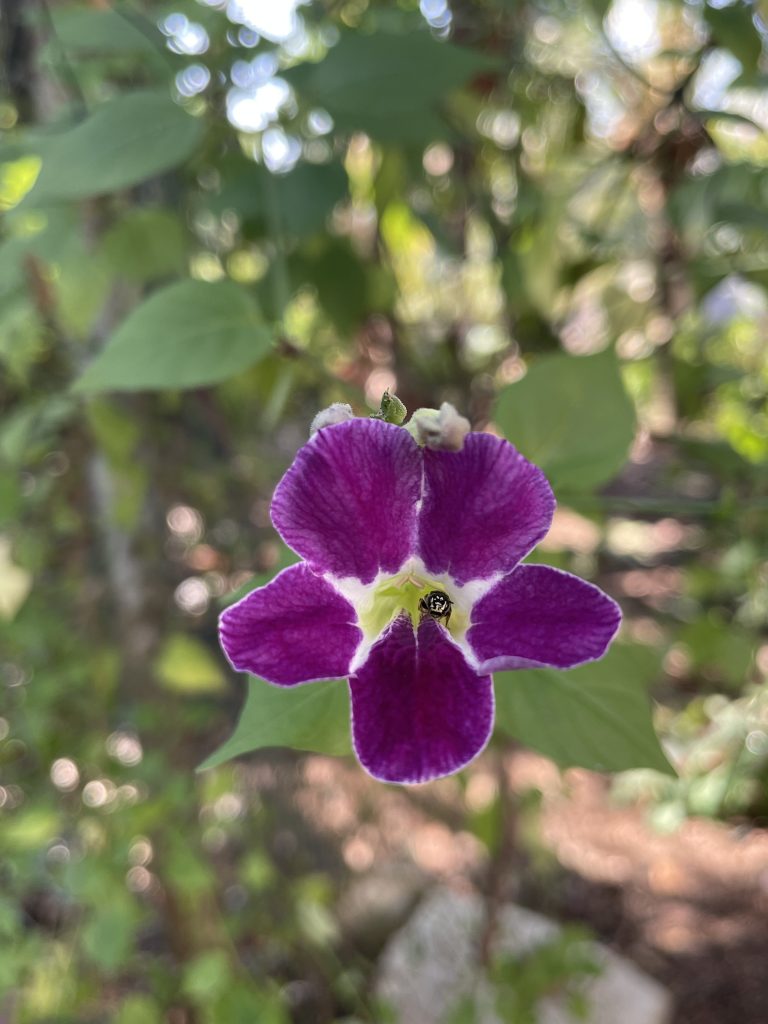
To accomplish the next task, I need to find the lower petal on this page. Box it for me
[467,564,621,672]
[349,614,493,784]
[219,563,362,685]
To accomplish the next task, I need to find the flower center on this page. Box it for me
[357,570,467,641]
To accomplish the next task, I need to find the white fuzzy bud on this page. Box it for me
[408,402,471,451]
[309,403,355,436]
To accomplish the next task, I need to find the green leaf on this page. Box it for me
[494,643,674,775]
[102,207,188,282]
[0,808,59,851]
[285,30,498,141]
[54,239,115,340]
[0,236,42,303]
[182,950,232,1004]
[25,90,204,203]
[0,471,21,529]
[503,183,569,317]
[448,995,478,1024]
[0,298,43,381]
[115,996,163,1024]
[80,897,139,973]
[212,160,348,239]
[0,395,76,465]
[0,537,33,622]
[74,279,273,392]
[494,350,635,492]
[155,634,226,695]
[0,207,79,302]
[48,5,164,56]
[214,987,289,1024]
[678,617,755,687]
[199,677,352,770]
[290,237,371,331]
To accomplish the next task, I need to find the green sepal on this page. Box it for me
[370,389,407,425]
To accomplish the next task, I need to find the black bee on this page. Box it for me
[419,590,452,626]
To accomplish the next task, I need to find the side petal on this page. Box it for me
[417,432,555,585]
[219,563,362,685]
[271,418,422,584]
[467,564,621,672]
[349,614,493,784]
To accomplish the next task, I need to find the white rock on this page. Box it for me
[337,863,427,957]
[376,889,672,1024]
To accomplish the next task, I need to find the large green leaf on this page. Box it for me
[289,236,393,331]
[155,634,227,695]
[494,644,674,775]
[212,160,348,239]
[102,208,188,282]
[202,646,670,775]
[199,677,352,770]
[494,350,636,492]
[74,279,272,392]
[80,896,140,973]
[48,6,163,56]
[285,30,497,141]
[115,996,163,1024]
[25,91,204,203]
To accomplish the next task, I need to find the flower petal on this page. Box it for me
[219,563,362,685]
[417,433,555,585]
[349,614,493,784]
[271,419,422,584]
[467,564,621,672]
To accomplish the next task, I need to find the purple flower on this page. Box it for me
[219,419,621,785]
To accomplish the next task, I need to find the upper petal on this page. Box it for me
[417,432,555,585]
[349,613,493,784]
[271,419,422,584]
[467,564,621,672]
[219,562,362,685]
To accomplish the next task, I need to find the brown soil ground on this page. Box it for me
[513,755,768,1024]
[276,749,768,1024]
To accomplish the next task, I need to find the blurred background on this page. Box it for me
[2,0,768,1021]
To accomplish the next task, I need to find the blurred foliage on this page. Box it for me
[448,925,601,1024]
[2,0,768,1019]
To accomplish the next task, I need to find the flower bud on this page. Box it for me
[371,390,407,425]
[310,403,355,436]
[408,402,471,451]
